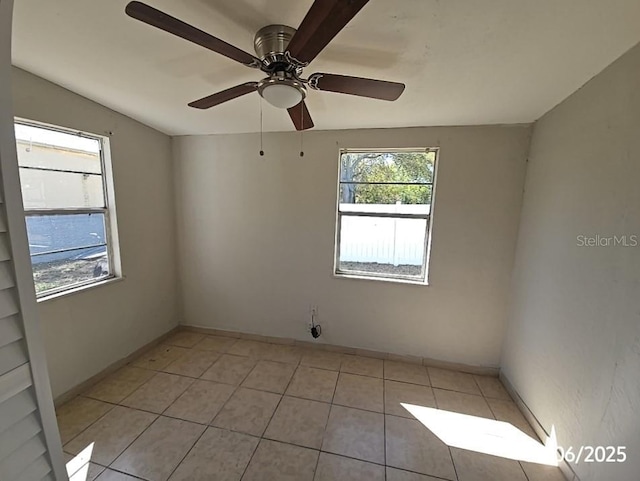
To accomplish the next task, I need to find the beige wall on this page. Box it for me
[501,43,640,481]
[12,67,179,398]
[173,124,531,367]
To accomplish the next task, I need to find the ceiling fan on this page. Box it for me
[125,0,405,131]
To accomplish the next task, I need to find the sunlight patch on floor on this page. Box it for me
[65,442,94,481]
[402,403,558,466]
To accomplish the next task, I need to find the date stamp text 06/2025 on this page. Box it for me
[557,446,626,464]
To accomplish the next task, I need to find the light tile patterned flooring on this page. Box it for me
[57,331,566,481]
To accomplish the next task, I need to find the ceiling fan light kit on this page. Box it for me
[258,76,306,109]
[125,0,406,131]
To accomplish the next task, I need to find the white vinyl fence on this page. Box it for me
[338,203,430,266]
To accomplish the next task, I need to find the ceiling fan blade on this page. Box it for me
[288,101,314,130]
[286,0,370,65]
[125,1,262,68]
[309,73,405,101]
[188,82,258,109]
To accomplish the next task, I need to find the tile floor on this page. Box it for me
[57,331,566,481]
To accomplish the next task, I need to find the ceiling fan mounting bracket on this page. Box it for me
[307,73,323,90]
[246,58,264,69]
[283,51,309,69]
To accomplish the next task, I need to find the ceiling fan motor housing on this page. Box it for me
[254,24,298,72]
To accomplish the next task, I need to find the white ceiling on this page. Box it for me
[11,0,640,135]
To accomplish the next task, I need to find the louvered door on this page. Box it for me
[0,0,67,479]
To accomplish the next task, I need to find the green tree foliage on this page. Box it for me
[340,152,434,204]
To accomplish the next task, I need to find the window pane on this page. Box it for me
[16,141,102,174]
[26,214,110,294]
[339,184,432,207]
[19,168,105,209]
[15,123,101,161]
[31,245,109,294]
[338,215,427,279]
[16,127,101,174]
[26,214,107,256]
[340,151,434,184]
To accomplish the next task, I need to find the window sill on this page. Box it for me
[333,272,429,286]
[36,276,125,303]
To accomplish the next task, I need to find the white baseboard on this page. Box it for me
[54,325,181,406]
[500,371,580,481]
[182,323,500,377]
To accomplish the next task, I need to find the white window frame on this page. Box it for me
[333,147,438,285]
[15,118,122,299]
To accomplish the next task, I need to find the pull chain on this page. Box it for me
[299,104,304,157]
[259,97,264,156]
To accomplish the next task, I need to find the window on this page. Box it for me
[14,120,120,298]
[334,148,437,284]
